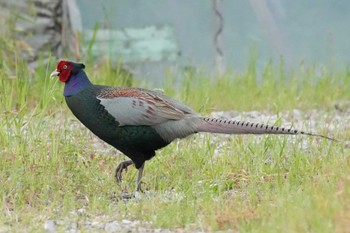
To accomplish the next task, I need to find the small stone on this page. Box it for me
[77,208,86,215]
[91,221,100,226]
[66,222,78,233]
[104,222,121,233]
[121,219,132,225]
[44,220,56,232]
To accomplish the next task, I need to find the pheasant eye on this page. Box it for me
[63,65,68,69]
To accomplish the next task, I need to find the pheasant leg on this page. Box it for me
[115,160,133,183]
[136,163,145,192]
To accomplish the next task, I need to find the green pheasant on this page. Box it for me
[50,60,335,191]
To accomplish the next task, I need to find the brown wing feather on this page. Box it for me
[97,87,194,126]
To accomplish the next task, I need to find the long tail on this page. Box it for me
[196,117,336,141]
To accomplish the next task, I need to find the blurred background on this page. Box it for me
[1,0,349,84]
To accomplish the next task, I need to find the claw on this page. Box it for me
[115,160,145,193]
[115,160,134,183]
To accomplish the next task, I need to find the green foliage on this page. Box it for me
[163,61,350,114]
[0,40,350,231]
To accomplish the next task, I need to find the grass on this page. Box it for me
[1,47,350,231]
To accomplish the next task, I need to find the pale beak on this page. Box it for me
[50,69,60,79]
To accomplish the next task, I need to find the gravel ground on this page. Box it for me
[43,108,349,232]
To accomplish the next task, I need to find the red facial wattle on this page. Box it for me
[56,61,74,83]
[58,69,72,82]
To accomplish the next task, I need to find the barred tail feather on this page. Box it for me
[197,117,336,141]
